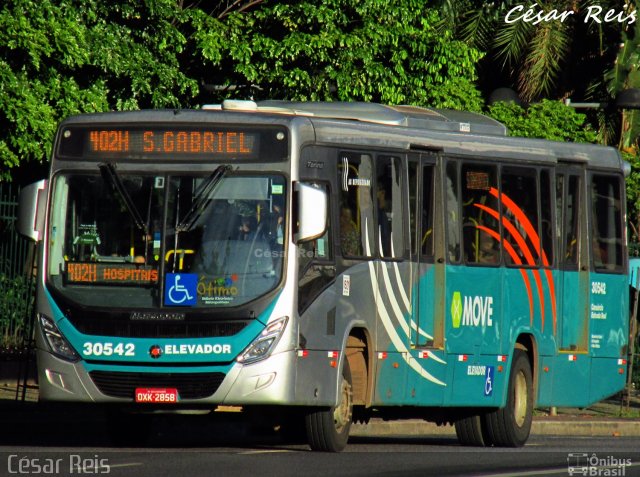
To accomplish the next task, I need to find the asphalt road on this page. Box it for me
[1,406,639,477]
[2,436,640,477]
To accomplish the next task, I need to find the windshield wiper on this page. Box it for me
[99,163,148,235]
[176,165,231,233]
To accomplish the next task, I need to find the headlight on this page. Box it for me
[39,314,80,362]
[237,316,288,365]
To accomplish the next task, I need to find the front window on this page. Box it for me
[47,170,286,308]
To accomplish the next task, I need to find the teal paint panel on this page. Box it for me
[414,263,435,346]
[589,273,628,358]
[445,265,502,355]
[551,354,591,407]
[589,357,626,403]
[535,355,554,407]
[45,288,275,365]
[448,357,505,407]
[373,352,407,405]
[558,271,585,351]
[405,350,447,406]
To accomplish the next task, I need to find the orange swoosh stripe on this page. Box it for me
[489,188,557,333]
[475,203,545,328]
[476,224,534,324]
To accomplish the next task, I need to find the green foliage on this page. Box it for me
[194,0,484,111]
[0,0,198,180]
[0,274,34,349]
[0,0,486,179]
[623,150,640,245]
[457,1,628,103]
[487,99,597,143]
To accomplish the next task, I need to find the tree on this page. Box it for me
[455,1,633,103]
[192,0,484,110]
[0,0,198,181]
[487,99,597,143]
[0,0,485,180]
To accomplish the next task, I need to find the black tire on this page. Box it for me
[305,359,353,452]
[455,413,488,446]
[483,349,533,447]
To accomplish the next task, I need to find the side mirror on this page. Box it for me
[17,180,47,242]
[294,182,327,243]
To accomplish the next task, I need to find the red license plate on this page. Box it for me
[135,388,179,403]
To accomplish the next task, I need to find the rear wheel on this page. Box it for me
[305,360,353,452]
[483,349,533,447]
[454,413,488,446]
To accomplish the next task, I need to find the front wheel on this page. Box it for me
[483,349,533,447]
[305,360,353,452]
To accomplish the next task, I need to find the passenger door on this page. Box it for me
[556,165,589,351]
[410,154,440,348]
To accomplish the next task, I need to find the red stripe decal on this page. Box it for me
[475,203,545,329]
[488,188,557,333]
[476,224,534,323]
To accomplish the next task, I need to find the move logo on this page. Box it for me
[451,292,494,328]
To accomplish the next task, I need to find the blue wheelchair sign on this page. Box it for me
[164,273,197,306]
[484,366,494,397]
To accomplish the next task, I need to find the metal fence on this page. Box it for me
[0,183,31,278]
[0,183,35,351]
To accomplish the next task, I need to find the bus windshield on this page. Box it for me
[47,170,286,309]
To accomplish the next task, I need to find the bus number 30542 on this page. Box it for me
[82,342,135,357]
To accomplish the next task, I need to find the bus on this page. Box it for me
[18,100,629,451]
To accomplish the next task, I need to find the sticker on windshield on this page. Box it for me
[164,273,198,306]
[197,274,239,305]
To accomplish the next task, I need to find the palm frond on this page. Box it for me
[459,7,494,51]
[493,16,535,70]
[518,22,572,101]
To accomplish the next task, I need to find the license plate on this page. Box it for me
[135,388,179,403]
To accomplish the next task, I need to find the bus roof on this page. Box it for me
[58,101,627,174]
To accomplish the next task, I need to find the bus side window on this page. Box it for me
[590,174,623,272]
[445,161,460,263]
[338,152,374,258]
[501,166,539,267]
[540,169,554,266]
[376,156,403,259]
[421,165,435,258]
[461,163,500,265]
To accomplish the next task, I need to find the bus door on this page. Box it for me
[405,153,447,404]
[556,165,589,352]
[409,154,440,349]
[373,154,411,402]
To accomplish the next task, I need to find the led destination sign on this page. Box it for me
[58,125,288,160]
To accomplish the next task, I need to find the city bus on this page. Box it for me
[18,100,629,451]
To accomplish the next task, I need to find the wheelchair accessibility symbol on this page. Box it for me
[484,366,494,397]
[164,273,197,306]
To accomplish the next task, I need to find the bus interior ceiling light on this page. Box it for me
[39,314,80,362]
[237,316,288,365]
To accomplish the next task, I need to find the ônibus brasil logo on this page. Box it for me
[451,291,494,329]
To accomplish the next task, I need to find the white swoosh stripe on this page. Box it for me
[381,262,441,360]
[388,236,435,343]
[364,224,445,386]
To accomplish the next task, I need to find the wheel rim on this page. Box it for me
[513,370,528,427]
[333,376,353,433]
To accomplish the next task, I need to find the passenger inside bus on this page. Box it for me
[477,231,500,264]
[340,207,360,256]
[377,187,392,256]
[238,215,259,241]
